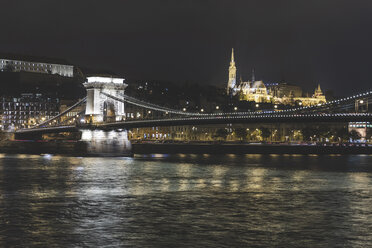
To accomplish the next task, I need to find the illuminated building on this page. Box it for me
[226,49,237,94]
[348,122,372,141]
[0,53,73,77]
[0,93,59,130]
[226,49,326,106]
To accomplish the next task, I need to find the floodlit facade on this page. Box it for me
[0,93,59,130]
[348,122,372,141]
[83,76,127,123]
[226,49,326,106]
[0,53,73,77]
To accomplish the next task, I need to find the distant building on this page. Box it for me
[0,53,73,77]
[348,122,372,141]
[226,49,326,106]
[0,93,59,130]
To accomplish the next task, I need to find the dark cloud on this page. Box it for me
[1,0,371,95]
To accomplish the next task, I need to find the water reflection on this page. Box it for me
[0,154,372,247]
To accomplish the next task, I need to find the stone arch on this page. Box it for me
[103,100,116,123]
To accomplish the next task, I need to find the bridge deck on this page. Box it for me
[15,113,372,134]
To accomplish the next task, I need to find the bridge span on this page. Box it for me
[15,112,372,136]
[12,76,372,155]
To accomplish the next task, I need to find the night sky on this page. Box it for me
[1,0,372,96]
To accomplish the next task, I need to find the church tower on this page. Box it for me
[227,48,237,94]
[313,84,324,98]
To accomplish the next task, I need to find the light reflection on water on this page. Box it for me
[0,154,372,247]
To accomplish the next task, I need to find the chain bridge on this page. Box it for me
[14,76,372,154]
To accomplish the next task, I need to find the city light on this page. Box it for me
[234,107,238,111]
[201,108,204,112]
[216,106,219,110]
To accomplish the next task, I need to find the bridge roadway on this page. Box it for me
[15,112,372,135]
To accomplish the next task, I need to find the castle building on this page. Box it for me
[226,49,326,106]
[0,53,73,77]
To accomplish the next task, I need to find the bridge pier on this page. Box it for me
[80,129,132,156]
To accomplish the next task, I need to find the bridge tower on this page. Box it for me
[355,99,369,113]
[83,76,127,123]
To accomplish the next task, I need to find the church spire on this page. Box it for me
[314,84,324,97]
[227,48,237,94]
[251,68,255,83]
[231,48,235,63]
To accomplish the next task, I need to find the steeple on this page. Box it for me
[314,84,324,98]
[227,48,237,94]
[251,68,255,83]
[231,48,235,64]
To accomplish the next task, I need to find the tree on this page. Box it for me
[349,130,361,141]
[234,127,247,141]
[318,126,332,141]
[335,128,349,143]
[260,127,271,141]
[302,127,315,141]
[214,128,228,141]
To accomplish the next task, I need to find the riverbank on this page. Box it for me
[0,140,133,156]
[0,141,88,155]
[1,141,371,155]
[132,143,372,154]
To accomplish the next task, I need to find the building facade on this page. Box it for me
[0,53,73,77]
[0,93,60,130]
[226,49,326,106]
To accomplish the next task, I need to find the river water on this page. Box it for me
[0,154,372,247]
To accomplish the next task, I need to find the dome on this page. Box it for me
[252,81,266,89]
